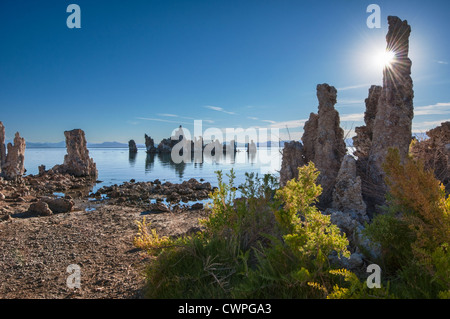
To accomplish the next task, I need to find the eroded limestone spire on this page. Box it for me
[2,132,26,180]
[366,16,414,203]
[302,83,347,206]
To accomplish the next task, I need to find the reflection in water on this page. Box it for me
[129,151,137,166]
[149,149,240,179]
[145,152,156,172]
[248,148,256,164]
[24,147,281,193]
[157,152,187,179]
[126,147,276,182]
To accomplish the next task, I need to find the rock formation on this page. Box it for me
[157,126,186,153]
[279,141,306,186]
[366,16,414,200]
[0,122,6,175]
[352,85,382,160]
[128,140,138,153]
[1,132,26,181]
[332,155,367,217]
[279,84,347,207]
[302,83,347,206]
[145,134,157,153]
[54,129,98,178]
[410,121,450,191]
[92,177,212,205]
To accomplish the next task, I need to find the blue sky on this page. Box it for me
[1,0,449,144]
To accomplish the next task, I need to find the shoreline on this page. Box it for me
[0,173,212,299]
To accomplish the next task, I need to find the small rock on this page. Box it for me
[191,203,204,210]
[28,201,53,216]
[148,202,170,213]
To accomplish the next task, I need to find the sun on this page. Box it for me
[374,50,396,69]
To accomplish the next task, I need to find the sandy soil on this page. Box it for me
[0,196,207,299]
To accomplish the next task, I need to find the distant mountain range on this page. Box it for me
[10,133,430,149]
[23,141,145,149]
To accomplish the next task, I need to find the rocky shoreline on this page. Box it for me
[0,126,214,298]
[0,172,212,299]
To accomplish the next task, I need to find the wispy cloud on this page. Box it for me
[415,102,450,115]
[247,116,259,120]
[336,99,365,106]
[261,119,277,124]
[157,113,179,117]
[413,119,450,133]
[204,105,236,115]
[136,117,192,125]
[436,60,448,65]
[337,83,371,91]
[268,119,308,129]
[126,120,140,125]
[340,113,364,122]
[155,112,216,123]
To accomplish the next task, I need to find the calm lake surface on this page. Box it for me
[24,148,282,192]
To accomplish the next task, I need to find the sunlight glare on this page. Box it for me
[374,50,396,69]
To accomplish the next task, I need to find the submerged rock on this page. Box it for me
[128,140,138,153]
[157,126,186,153]
[94,178,212,207]
[145,134,157,153]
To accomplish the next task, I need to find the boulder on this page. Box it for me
[28,201,53,216]
[39,197,74,214]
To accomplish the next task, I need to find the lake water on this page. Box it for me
[23,147,282,192]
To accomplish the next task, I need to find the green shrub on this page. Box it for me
[364,148,450,298]
[134,163,380,299]
[234,164,367,299]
